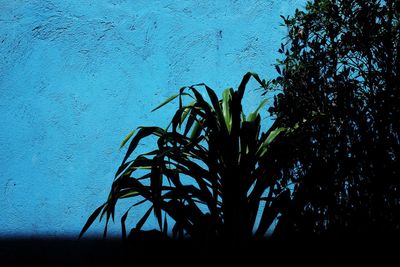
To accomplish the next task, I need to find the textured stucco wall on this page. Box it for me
[0,0,306,238]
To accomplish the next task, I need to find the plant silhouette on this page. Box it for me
[80,73,306,243]
[268,0,400,238]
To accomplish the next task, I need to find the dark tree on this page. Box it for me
[269,0,400,238]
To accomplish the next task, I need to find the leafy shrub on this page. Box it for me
[269,0,400,237]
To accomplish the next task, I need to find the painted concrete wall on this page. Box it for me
[0,0,306,238]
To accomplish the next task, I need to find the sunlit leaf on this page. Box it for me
[120,129,136,149]
[152,94,179,112]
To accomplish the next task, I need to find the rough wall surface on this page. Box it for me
[0,0,306,237]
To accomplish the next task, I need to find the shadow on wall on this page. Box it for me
[1,236,399,266]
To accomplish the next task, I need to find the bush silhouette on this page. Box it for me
[269,0,400,238]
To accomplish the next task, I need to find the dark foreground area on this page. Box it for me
[0,236,399,266]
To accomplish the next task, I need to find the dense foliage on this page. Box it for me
[269,0,400,238]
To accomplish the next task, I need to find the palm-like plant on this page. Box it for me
[80,72,293,243]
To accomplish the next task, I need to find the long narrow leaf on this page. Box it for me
[151,93,189,112]
[120,129,136,149]
[79,203,106,239]
[121,127,165,165]
[121,207,133,240]
[135,206,153,231]
[151,162,163,230]
[222,88,233,132]
[257,127,286,157]
[247,99,268,121]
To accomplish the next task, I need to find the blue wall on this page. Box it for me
[0,0,306,238]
